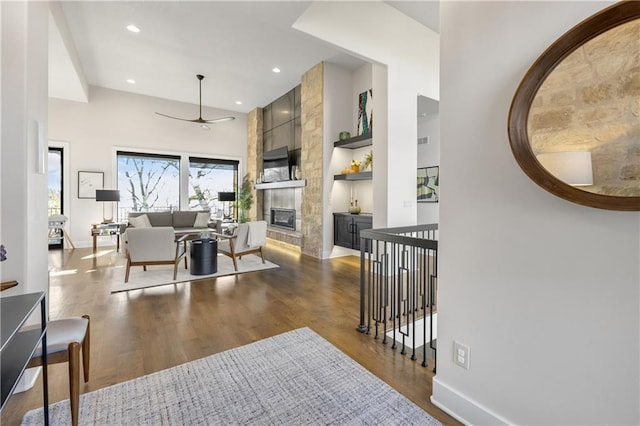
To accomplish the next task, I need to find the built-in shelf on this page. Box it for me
[333,132,372,149]
[334,171,372,181]
[255,180,306,190]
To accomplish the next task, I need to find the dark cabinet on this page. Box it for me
[333,213,372,250]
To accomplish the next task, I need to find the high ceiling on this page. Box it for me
[50,1,439,115]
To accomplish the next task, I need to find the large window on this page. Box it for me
[188,157,238,217]
[116,151,239,221]
[117,151,180,218]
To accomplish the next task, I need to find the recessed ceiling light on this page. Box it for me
[126,79,136,84]
[272,67,281,73]
[235,101,242,105]
[126,24,140,33]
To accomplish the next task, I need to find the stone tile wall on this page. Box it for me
[246,63,325,258]
[246,108,263,222]
[300,62,324,258]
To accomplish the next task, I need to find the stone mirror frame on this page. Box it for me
[508,1,640,211]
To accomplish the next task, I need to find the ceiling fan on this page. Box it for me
[156,74,235,130]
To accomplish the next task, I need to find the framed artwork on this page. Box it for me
[417,166,439,203]
[78,171,103,199]
[357,89,373,136]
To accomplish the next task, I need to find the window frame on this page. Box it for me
[113,147,242,221]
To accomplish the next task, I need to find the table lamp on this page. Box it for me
[96,189,120,223]
[536,151,593,186]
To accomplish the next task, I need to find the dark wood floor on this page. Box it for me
[2,243,458,425]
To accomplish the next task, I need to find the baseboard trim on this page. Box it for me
[431,377,511,425]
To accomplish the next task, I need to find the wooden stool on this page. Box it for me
[28,315,90,426]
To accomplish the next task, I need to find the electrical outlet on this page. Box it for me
[453,341,470,370]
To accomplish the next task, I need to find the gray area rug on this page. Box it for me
[111,253,279,293]
[22,327,441,425]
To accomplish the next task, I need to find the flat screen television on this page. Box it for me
[263,146,290,182]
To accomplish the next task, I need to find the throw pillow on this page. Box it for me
[129,214,152,228]
[194,212,211,228]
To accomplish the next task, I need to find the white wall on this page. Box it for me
[49,86,247,248]
[434,2,639,425]
[349,64,374,214]
[1,1,50,298]
[324,62,353,258]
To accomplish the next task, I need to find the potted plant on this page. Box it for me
[364,150,373,170]
[237,174,254,223]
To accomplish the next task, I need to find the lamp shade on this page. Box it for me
[95,189,120,202]
[536,151,593,186]
[218,192,236,202]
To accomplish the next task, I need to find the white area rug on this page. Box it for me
[22,327,441,425]
[386,313,438,349]
[111,253,279,293]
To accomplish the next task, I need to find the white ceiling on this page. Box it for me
[50,1,439,115]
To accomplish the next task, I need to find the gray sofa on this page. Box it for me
[127,211,219,236]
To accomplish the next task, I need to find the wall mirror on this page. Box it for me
[508,1,640,211]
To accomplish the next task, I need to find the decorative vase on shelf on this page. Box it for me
[351,164,360,173]
[339,131,351,140]
[349,200,361,214]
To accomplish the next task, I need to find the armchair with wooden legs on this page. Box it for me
[27,315,90,426]
[217,221,267,271]
[124,227,189,282]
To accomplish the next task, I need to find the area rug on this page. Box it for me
[110,253,279,293]
[22,327,441,425]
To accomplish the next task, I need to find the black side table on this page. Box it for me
[190,239,218,275]
[1,292,49,425]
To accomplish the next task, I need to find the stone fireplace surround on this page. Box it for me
[246,63,324,257]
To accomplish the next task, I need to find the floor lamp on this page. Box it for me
[96,190,120,223]
[218,192,236,221]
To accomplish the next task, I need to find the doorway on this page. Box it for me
[48,147,64,249]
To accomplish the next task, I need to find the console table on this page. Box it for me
[1,292,49,425]
[91,223,125,252]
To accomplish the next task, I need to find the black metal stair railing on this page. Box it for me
[357,224,438,372]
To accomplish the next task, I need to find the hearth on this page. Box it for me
[270,208,296,231]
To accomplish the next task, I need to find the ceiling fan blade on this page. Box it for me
[155,112,235,124]
[155,112,196,122]
[202,116,235,124]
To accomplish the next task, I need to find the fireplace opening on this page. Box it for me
[270,208,296,231]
